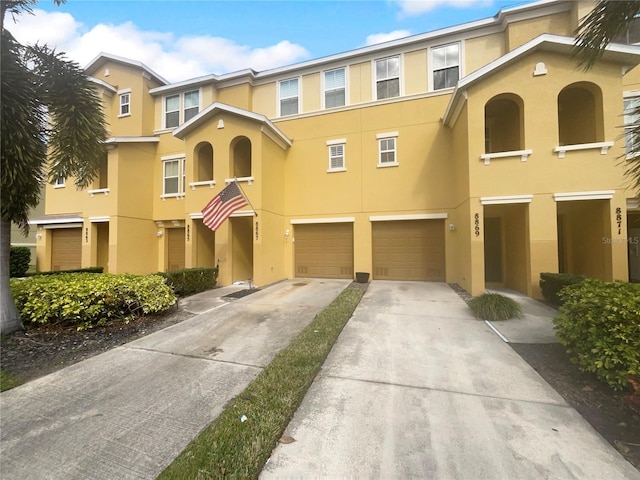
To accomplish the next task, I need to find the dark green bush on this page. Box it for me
[10,273,176,330]
[158,267,218,297]
[539,272,586,305]
[9,247,31,277]
[553,279,640,390]
[27,266,104,277]
[468,292,523,320]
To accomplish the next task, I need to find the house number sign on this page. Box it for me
[616,207,622,235]
[474,213,480,237]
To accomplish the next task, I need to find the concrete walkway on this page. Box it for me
[262,281,640,479]
[0,279,350,480]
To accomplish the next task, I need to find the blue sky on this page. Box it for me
[7,0,533,82]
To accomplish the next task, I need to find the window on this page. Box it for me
[375,56,400,100]
[118,90,131,117]
[327,139,346,171]
[377,132,398,167]
[324,68,346,108]
[165,95,180,128]
[184,90,199,122]
[162,156,185,196]
[164,90,200,128]
[625,96,640,156]
[432,43,459,90]
[54,176,65,188]
[280,78,299,116]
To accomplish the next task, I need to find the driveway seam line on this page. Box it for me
[122,345,264,370]
[323,373,570,408]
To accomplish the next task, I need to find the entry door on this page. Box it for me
[484,217,502,283]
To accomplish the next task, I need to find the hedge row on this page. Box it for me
[553,279,640,389]
[9,247,31,277]
[158,267,218,297]
[10,273,176,331]
[539,272,586,305]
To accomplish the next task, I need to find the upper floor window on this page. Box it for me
[432,43,459,90]
[377,132,398,167]
[614,15,640,45]
[164,90,200,128]
[624,95,640,156]
[118,89,131,117]
[162,155,186,197]
[280,78,299,116]
[557,82,603,146]
[54,176,65,188]
[375,56,400,100]
[484,94,524,153]
[327,139,346,172]
[324,68,346,108]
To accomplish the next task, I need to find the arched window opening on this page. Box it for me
[557,83,603,146]
[484,94,524,154]
[232,137,252,178]
[195,142,213,181]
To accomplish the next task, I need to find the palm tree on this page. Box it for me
[1,0,107,334]
[574,0,640,189]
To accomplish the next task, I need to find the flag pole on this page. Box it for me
[234,177,258,217]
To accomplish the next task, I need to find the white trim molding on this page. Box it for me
[553,190,615,202]
[29,216,83,225]
[376,131,399,139]
[189,180,216,190]
[626,198,640,210]
[89,216,110,223]
[43,223,83,229]
[88,188,110,197]
[480,195,533,205]
[553,141,614,159]
[291,217,355,224]
[480,149,532,165]
[370,213,448,221]
[230,210,256,218]
[225,176,254,185]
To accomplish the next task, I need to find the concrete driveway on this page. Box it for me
[0,278,350,480]
[262,281,640,479]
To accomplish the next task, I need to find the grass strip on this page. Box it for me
[158,284,366,479]
[0,370,23,392]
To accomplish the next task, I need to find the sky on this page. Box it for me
[6,0,534,83]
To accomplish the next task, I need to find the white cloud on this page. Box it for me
[365,30,412,46]
[395,0,493,17]
[6,9,310,82]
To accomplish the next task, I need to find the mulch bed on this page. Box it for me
[1,307,194,384]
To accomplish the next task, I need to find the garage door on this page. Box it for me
[51,228,82,271]
[372,220,445,281]
[295,223,353,279]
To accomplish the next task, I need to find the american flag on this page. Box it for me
[201,182,249,231]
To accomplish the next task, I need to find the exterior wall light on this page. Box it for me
[157,231,163,237]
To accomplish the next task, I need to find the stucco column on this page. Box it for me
[607,191,630,281]
[528,194,558,298]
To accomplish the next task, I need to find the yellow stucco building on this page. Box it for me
[34,0,640,298]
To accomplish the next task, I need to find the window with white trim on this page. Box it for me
[375,56,400,100]
[324,68,346,108]
[118,90,131,117]
[327,139,346,171]
[163,157,186,196]
[280,78,299,116]
[377,132,398,167]
[165,95,180,128]
[432,43,459,90]
[184,90,199,122]
[164,90,200,128]
[624,95,640,156]
[54,176,65,188]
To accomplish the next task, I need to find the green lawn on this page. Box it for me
[0,370,22,392]
[159,284,366,479]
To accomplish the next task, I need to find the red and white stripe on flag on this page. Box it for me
[201,181,249,231]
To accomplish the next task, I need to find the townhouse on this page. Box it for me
[33,0,640,297]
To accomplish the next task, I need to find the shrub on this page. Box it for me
[158,267,218,297]
[9,247,31,277]
[553,279,640,390]
[468,292,523,321]
[539,272,586,306]
[10,273,176,330]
